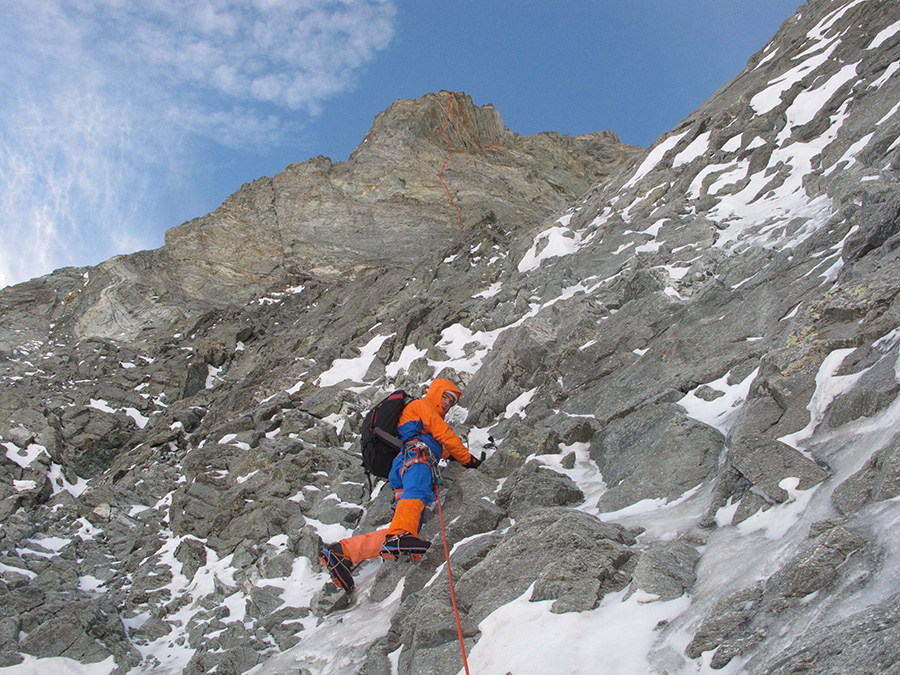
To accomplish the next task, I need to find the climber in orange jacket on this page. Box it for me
[320,378,484,592]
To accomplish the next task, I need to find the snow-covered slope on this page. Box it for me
[0,0,899,674]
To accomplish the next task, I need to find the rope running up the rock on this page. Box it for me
[435,483,472,675]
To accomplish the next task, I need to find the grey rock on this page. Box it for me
[825,347,900,428]
[260,548,296,579]
[0,652,23,667]
[174,537,208,581]
[358,639,395,675]
[592,403,722,511]
[833,431,900,514]
[18,607,122,664]
[463,319,558,426]
[763,523,867,610]
[309,583,351,616]
[688,524,867,668]
[3,4,900,672]
[728,433,829,503]
[58,405,137,478]
[185,645,263,675]
[248,585,285,621]
[0,617,20,650]
[456,509,636,622]
[31,558,79,593]
[759,593,900,675]
[843,198,900,262]
[482,423,562,479]
[630,540,700,601]
[686,585,764,659]
[262,606,309,650]
[495,461,584,519]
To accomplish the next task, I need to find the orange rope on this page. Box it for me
[438,92,507,231]
[435,483,471,675]
[439,94,464,229]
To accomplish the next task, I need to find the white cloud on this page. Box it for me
[0,0,397,288]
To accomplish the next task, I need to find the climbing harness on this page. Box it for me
[398,440,443,485]
[435,483,471,675]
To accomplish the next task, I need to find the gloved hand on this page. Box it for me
[464,451,485,469]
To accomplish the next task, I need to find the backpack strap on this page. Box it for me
[373,427,403,449]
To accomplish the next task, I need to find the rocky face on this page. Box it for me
[0,0,899,673]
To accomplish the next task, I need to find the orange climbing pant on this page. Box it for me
[339,529,390,566]
[387,498,425,537]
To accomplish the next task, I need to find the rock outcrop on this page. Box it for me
[0,0,899,673]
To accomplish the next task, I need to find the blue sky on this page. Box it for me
[0,0,801,289]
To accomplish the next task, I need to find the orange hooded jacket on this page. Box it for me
[397,378,473,465]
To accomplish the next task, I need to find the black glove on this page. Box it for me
[464,452,485,469]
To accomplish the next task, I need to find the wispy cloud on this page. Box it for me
[0,0,397,288]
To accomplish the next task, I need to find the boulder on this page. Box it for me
[495,461,584,519]
[592,403,722,511]
[630,540,700,601]
[727,433,829,503]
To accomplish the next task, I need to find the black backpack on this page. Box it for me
[360,390,411,480]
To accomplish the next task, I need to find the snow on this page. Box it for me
[3,442,46,468]
[747,136,767,150]
[781,62,858,134]
[678,368,760,434]
[755,45,780,69]
[0,655,117,675]
[623,130,690,190]
[27,536,70,552]
[462,585,690,675]
[517,222,589,273]
[472,282,503,299]
[707,161,750,196]
[78,575,107,592]
[49,464,90,497]
[257,556,323,611]
[750,39,840,115]
[735,478,817,540]
[672,132,711,168]
[124,407,149,429]
[709,110,842,249]
[88,398,116,414]
[256,579,406,675]
[721,134,743,153]
[303,517,356,543]
[867,18,900,49]
[807,0,866,42]
[870,61,900,90]
[384,343,428,379]
[824,131,875,175]
[428,322,503,374]
[502,388,537,419]
[608,239,633,256]
[316,333,393,387]
[779,347,869,451]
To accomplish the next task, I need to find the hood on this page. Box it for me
[424,378,462,416]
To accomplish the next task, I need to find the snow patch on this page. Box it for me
[779,348,869,451]
[465,584,690,675]
[518,223,589,273]
[316,333,393,387]
[678,368,760,434]
[623,130,690,190]
[867,18,900,50]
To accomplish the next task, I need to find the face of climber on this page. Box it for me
[440,390,458,415]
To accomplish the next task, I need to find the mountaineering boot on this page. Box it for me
[380,534,431,562]
[319,543,354,593]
